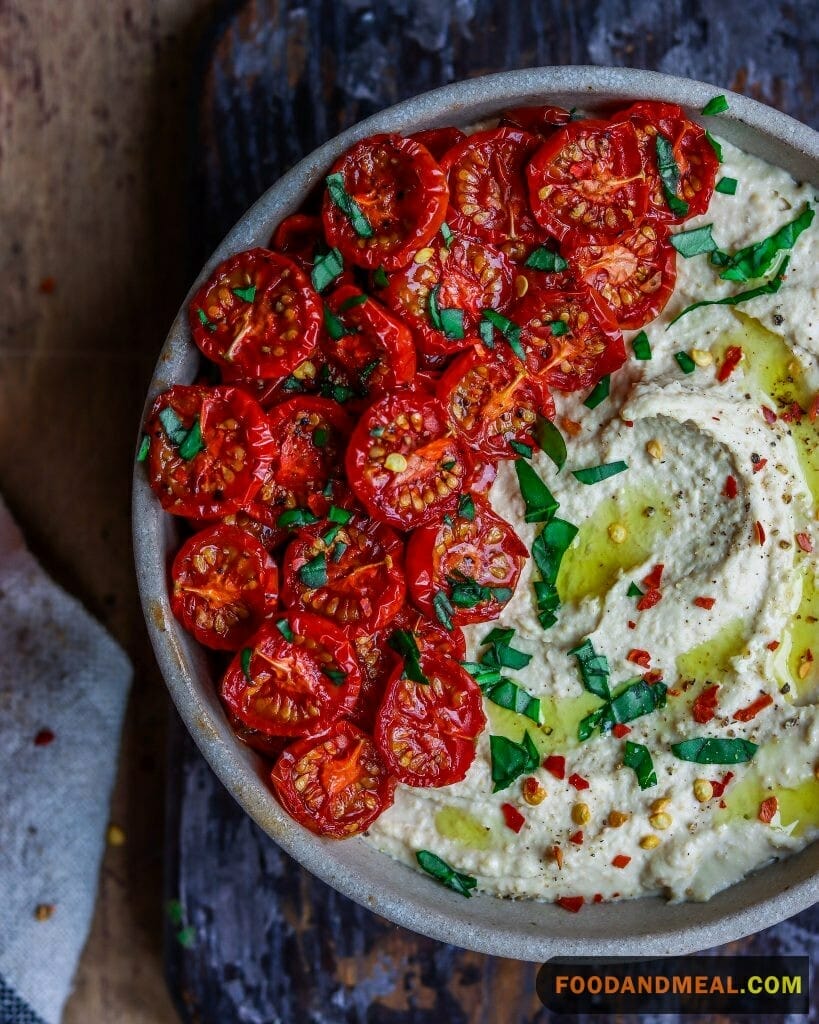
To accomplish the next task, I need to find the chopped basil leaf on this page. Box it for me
[705,131,723,162]
[323,303,350,341]
[572,461,628,485]
[416,850,477,898]
[232,284,256,303]
[481,309,525,360]
[484,645,531,672]
[481,678,541,724]
[339,292,368,312]
[446,575,512,610]
[324,668,346,685]
[460,660,503,687]
[675,351,697,373]
[478,317,495,349]
[623,741,657,789]
[568,638,611,700]
[671,737,758,764]
[655,134,689,217]
[701,95,729,116]
[481,626,515,646]
[196,307,217,332]
[359,358,380,383]
[715,177,738,196]
[440,221,454,248]
[533,416,567,471]
[489,731,540,792]
[525,247,568,272]
[322,523,343,546]
[433,590,454,630]
[277,507,319,528]
[325,172,373,238]
[298,553,328,589]
[631,331,652,360]
[328,505,352,524]
[583,375,610,409]
[627,581,644,598]
[313,426,329,448]
[370,425,385,438]
[441,459,456,471]
[331,541,347,562]
[240,647,253,681]
[509,439,533,459]
[534,580,559,630]
[718,206,813,283]
[514,459,559,523]
[428,285,465,339]
[158,406,187,445]
[136,435,150,462]
[317,365,356,403]
[667,255,791,327]
[276,618,294,642]
[281,374,304,393]
[373,266,389,288]
[670,224,720,259]
[550,320,569,336]
[578,680,667,740]
[531,517,578,630]
[178,419,204,460]
[311,247,344,292]
[457,494,475,520]
[388,629,429,685]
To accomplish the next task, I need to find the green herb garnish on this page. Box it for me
[416,850,477,897]
[578,680,667,741]
[531,517,578,630]
[389,629,429,685]
[276,618,294,642]
[428,285,465,339]
[525,247,568,272]
[277,507,319,528]
[631,331,652,360]
[701,95,729,116]
[325,172,373,238]
[514,459,559,523]
[480,678,541,724]
[136,435,150,462]
[440,222,454,248]
[433,590,454,630]
[572,461,628,485]
[667,255,791,327]
[550,320,569,336]
[533,415,567,471]
[232,284,256,303]
[584,375,610,409]
[705,131,723,161]
[339,292,368,312]
[674,351,697,374]
[715,177,738,196]
[509,439,533,459]
[373,266,389,288]
[457,494,475,520]
[671,737,758,764]
[671,224,720,259]
[481,309,525,360]
[298,553,328,589]
[627,581,644,598]
[655,134,689,217]
[196,307,216,332]
[240,647,253,681]
[446,575,512,610]
[311,247,344,292]
[489,731,540,792]
[718,206,813,283]
[623,741,657,790]
[568,638,611,700]
[313,426,329,448]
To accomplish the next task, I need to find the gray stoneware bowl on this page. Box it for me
[133,66,819,960]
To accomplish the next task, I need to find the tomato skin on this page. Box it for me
[437,348,555,462]
[270,214,324,271]
[189,248,322,380]
[441,127,544,246]
[345,386,467,531]
[381,234,514,361]
[228,712,289,760]
[145,385,276,519]
[374,655,486,788]
[499,104,571,135]
[220,612,362,738]
[406,495,528,626]
[322,134,448,271]
[244,396,352,528]
[410,126,467,162]
[170,524,279,650]
[564,221,677,330]
[613,101,718,222]
[526,120,647,242]
[270,720,395,838]
[281,515,406,634]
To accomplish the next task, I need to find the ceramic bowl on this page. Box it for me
[133,66,819,960]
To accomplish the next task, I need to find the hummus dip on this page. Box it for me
[366,135,819,904]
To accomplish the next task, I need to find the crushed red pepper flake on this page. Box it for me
[761,405,777,424]
[694,596,716,610]
[612,854,631,869]
[627,648,651,668]
[780,402,804,423]
[636,589,662,611]
[766,640,781,651]
[568,772,589,791]
[561,416,582,437]
[557,895,583,913]
[612,723,631,738]
[643,669,664,685]
[34,729,55,746]
[501,802,526,833]
[550,844,564,869]
[692,684,719,724]
[733,693,773,722]
[809,395,819,422]
[711,772,735,799]
[627,620,636,630]
[716,345,743,382]
[723,475,738,499]
[796,533,814,553]
[544,755,566,780]
[758,795,778,824]
[754,521,766,546]
[592,893,604,904]
[569,830,584,845]
[642,564,664,590]
[751,456,768,474]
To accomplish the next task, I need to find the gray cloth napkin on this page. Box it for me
[0,496,132,1024]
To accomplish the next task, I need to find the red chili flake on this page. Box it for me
[809,395,819,423]
[692,684,719,724]
[780,402,804,423]
[627,620,636,630]
[758,795,778,824]
[643,669,665,685]
[719,799,727,809]
[710,772,735,799]
[568,772,589,791]
[667,687,681,697]
[612,723,631,738]
[550,844,564,868]
[612,854,631,869]
[723,475,738,499]
[627,648,651,668]
[754,521,766,546]
[622,419,634,427]
[592,893,604,904]
[766,640,781,651]
[501,803,526,834]
[38,277,56,294]
[561,416,582,437]
[636,589,662,611]
[761,405,777,424]
[717,345,743,382]
[569,830,584,845]
[733,693,773,722]
[751,456,768,474]
[544,755,565,780]
[693,596,716,610]
[642,564,664,590]
[796,533,814,553]
[34,729,55,746]
[557,895,584,913]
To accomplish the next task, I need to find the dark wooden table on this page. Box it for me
[162,3,819,1023]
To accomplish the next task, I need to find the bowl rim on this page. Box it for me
[133,65,819,961]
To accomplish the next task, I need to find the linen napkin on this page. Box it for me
[0,495,132,1024]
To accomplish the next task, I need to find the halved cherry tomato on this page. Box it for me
[613,101,718,222]
[441,128,543,246]
[406,495,528,626]
[322,134,448,271]
[437,348,555,462]
[322,284,417,403]
[144,385,275,519]
[189,248,322,379]
[244,396,351,528]
[381,234,514,361]
[526,120,647,241]
[221,612,361,737]
[345,387,467,530]
[374,655,486,787]
[410,126,467,162]
[388,605,467,662]
[512,286,626,391]
[271,720,395,837]
[499,104,571,135]
[270,214,324,270]
[564,221,677,330]
[170,524,279,650]
[282,514,406,634]
[228,713,288,760]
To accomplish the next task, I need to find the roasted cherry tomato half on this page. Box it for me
[144,384,275,519]
[270,720,395,838]
[322,134,448,271]
[499,104,572,135]
[170,524,279,651]
[270,214,324,271]
[441,128,543,246]
[228,713,289,760]
[322,284,417,403]
[526,120,647,242]
[512,286,626,391]
[388,604,467,663]
[406,495,528,626]
[189,248,322,380]
[614,101,719,222]
[221,612,361,738]
[282,514,406,634]
[564,221,677,330]
[245,396,352,528]
[409,126,467,162]
[345,387,467,530]
[437,348,555,462]
[381,234,514,361]
[374,655,486,788]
